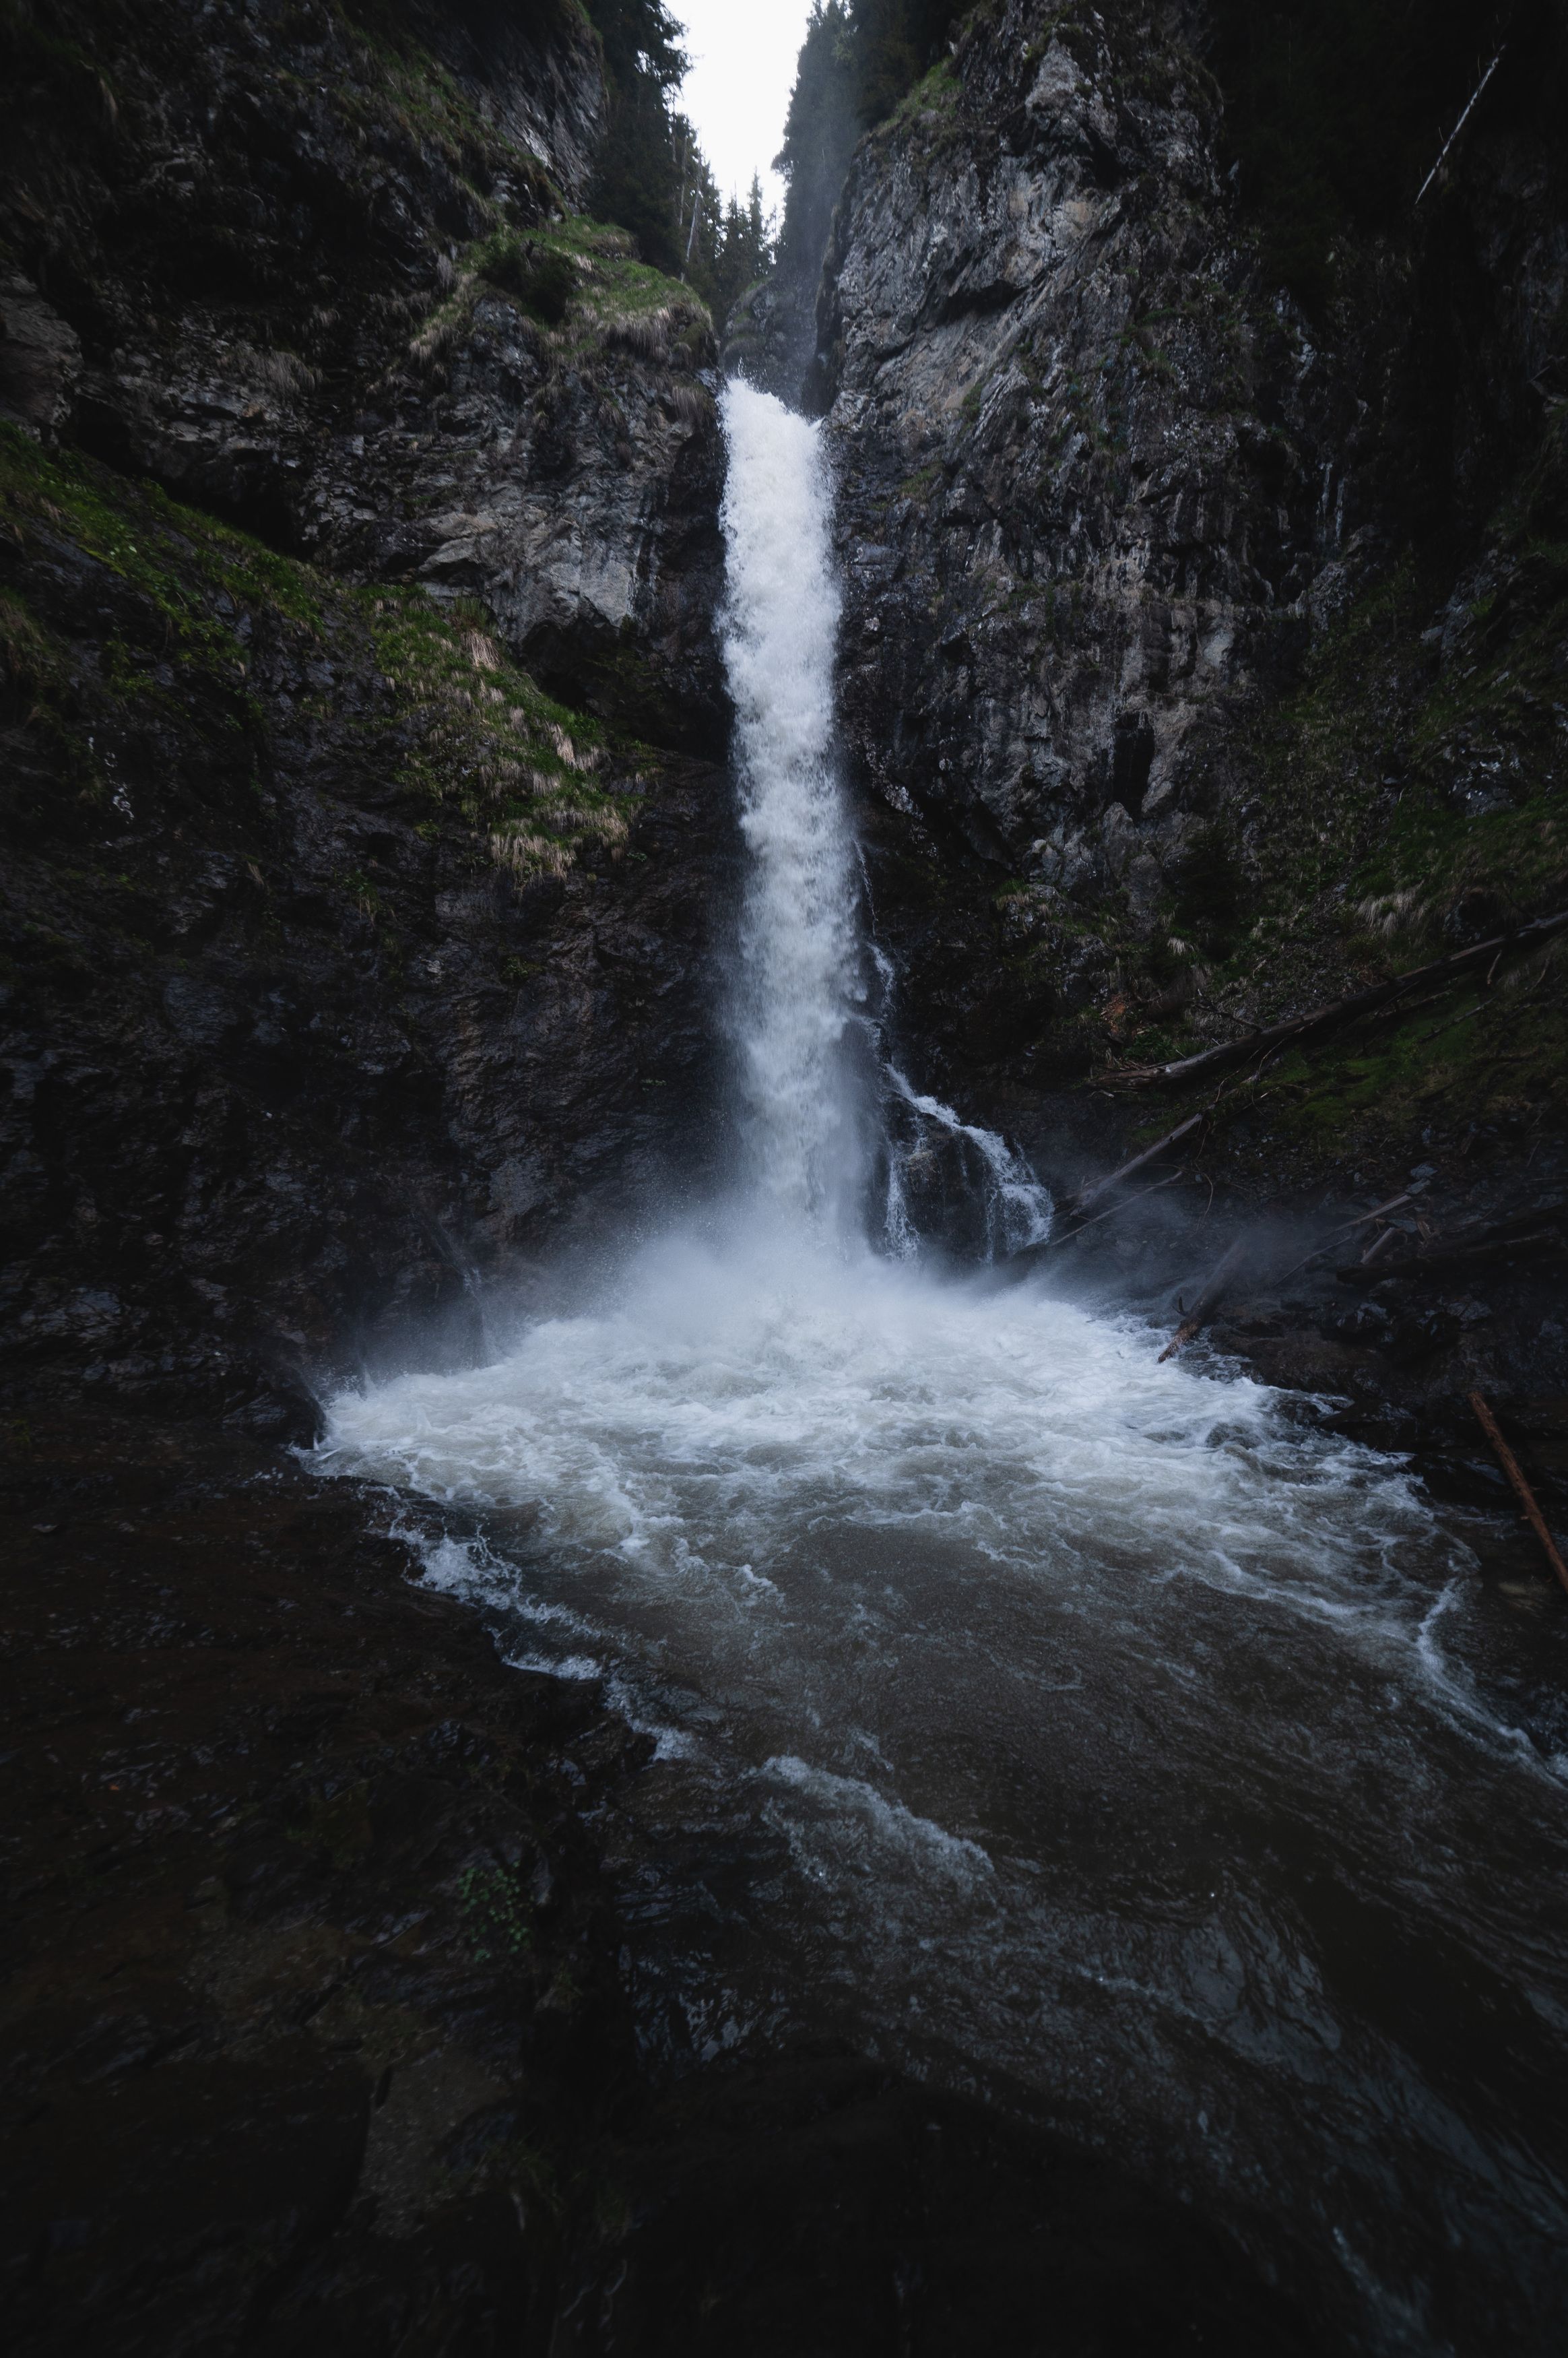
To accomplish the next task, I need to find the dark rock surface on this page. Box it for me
[822,0,1328,878]
[810,0,1567,1230]
[1,5,738,1435]
[1,1411,645,2358]
[1,1409,1310,2357]
[0,433,737,1430]
[1,0,724,738]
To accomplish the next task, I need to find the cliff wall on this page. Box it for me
[1,0,736,1428]
[5,7,1568,2349]
[815,0,1568,1220]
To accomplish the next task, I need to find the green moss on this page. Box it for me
[472,231,577,325]
[886,51,960,136]
[0,423,325,645]
[0,585,66,693]
[416,214,711,375]
[331,0,558,209]
[1264,967,1568,1159]
[362,588,631,873]
[1,426,631,878]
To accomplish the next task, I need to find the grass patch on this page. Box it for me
[0,421,324,647]
[363,590,631,874]
[405,214,713,385]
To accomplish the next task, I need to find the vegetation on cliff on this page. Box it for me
[0,424,635,880]
[773,0,964,286]
[582,0,775,311]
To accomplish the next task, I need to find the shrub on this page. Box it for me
[475,234,577,325]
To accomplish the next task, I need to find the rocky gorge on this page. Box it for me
[5,1,1568,2352]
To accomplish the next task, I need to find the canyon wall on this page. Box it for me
[1,0,735,1427]
[5,0,1567,1416]
[5,9,1568,2350]
[812,0,1567,1207]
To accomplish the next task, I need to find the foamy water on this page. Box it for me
[316,389,1568,2352]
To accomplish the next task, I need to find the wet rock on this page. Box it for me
[0,274,80,439]
[0,447,738,1422]
[821,1,1330,885]
[0,1410,641,2358]
[552,2053,1313,2358]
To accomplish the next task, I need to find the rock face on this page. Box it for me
[0,437,736,1430]
[822,2,1319,881]
[2,0,724,740]
[304,267,726,751]
[0,0,740,1426]
[815,0,1568,1137]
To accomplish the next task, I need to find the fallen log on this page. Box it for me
[1271,1192,1414,1287]
[1416,46,1505,207]
[1066,1112,1209,1218]
[1014,1169,1186,1266]
[1468,1391,1568,1599]
[1335,1203,1567,1285]
[1158,1239,1249,1362]
[1114,909,1568,1090]
[1338,1228,1567,1285]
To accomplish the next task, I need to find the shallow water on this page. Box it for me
[319,1233,1568,2355]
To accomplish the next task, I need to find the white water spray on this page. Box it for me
[721,384,861,1231]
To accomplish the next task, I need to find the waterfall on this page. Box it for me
[719,380,1049,1263]
[720,383,862,1236]
[316,393,1567,2346]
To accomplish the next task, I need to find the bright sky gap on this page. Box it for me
[674,0,816,214]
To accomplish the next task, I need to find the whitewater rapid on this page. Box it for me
[317,385,1568,2354]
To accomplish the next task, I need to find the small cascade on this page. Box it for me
[878,1066,1053,1263]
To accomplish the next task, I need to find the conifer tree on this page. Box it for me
[774,0,860,283]
[583,0,688,274]
[846,0,963,125]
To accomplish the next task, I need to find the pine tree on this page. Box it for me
[847,0,963,126]
[775,1,860,284]
[774,1,963,290]
[583,0,689,274]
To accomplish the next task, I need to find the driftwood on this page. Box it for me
[1066,1112,1208,1218]
[1114,909,1568,1091]
[1468,1391,1568,1599]
[1335,1203,1567,1285]
[1015,1169,1186,1266]
[1416,49,1505,206]
[1271,1192,1414,1287]
[1158,1239,1249,1362]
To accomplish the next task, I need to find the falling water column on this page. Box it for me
[719,383,861,1237]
